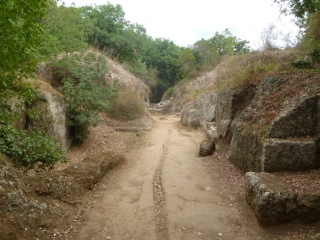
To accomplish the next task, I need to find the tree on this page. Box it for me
[177,48,196,78]
[192,39,219,68]
[274,0,320,22]
[40,1,88,57]
[0,0,47,123]
[208,29,250,56]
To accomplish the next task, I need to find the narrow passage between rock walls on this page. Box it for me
[72,115,306,240]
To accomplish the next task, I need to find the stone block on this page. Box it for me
[245,172,298,226]
[262,138,317,172]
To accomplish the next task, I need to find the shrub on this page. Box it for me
[53,52,117,143]
[108,91,145,120]
[62,77,116,143]
[291,60,313,69]
[166,87,174,97]
[0,125,66,170]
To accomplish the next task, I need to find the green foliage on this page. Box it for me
[166,87,175,97]
[309,45,320,59]
[0,125,66,170]
[123,60,158,88]
[108,91,145,121]
[274,0,320,22]
[142,38,180,102]
[0,0,47,123]
[39,1,88,57]
[207,29,250,56]
[291,60,313,69]
[55,52,117,143]
[178,48,196,78]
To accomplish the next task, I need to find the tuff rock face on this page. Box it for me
[225,74,320,173]
[215,85,256,152]
[179,93,218,141]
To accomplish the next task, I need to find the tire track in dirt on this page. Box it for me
[153,141,169,240]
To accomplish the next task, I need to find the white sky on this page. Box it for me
[62,0,300,49]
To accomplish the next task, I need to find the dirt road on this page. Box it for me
[73,115,317,240]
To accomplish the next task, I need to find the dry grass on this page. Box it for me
[214,49,305,91]
[108,90,145,121]
[172,49,306,108]
[24,78,61,95]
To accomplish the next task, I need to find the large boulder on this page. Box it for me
[245,172,298,226]
[298,189,320,223]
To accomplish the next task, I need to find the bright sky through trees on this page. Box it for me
[62,0,299,49]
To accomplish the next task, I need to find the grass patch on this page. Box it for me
[108,90,145,121]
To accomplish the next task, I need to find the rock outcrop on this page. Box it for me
[215,85,256,152]
[26,89,72,152]
[225,73,320,173]
[105,57,150,104]
[149,100,172,114]
[179,93,218,141]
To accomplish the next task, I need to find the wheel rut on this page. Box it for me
[153,136,170,239]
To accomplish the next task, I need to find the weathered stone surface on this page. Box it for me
[228,75,320,173]
[215,85,256,152]
[262,138,317,172]
[180,93,216,130]
[150,100,172,114]
[199,140,215,157]
[229,127,263,173]
[26,90,72,152]
[266,97,317,138]
[298,189,320,223]
[202,122,218,143]
[245,172,298,226]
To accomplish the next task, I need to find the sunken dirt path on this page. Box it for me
[72,115,309,240]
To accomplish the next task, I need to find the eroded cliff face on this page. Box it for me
[26,88,72,152]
